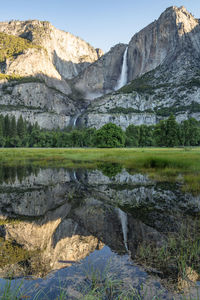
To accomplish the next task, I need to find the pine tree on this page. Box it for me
[0,118,5,146]
[0,118,3,137]
[188,118,200,146]
[10,116,17,138]
[4,115,10,137]
[17,115,25,139]
[166,115,178,147]
[0,115,4,137]
[154,120,167,146]
[125,124,140,146]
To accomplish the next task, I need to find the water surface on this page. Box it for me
[0,165,200,299]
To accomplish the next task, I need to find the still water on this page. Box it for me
[0,165,200,299]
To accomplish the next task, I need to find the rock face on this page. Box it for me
[0,167,199,279]
[0,20,103,128]
[1,6,200,129]
[0,80,80,129]
[79,6,200,128]
[74,6,200,95]
[127,6,200,80]
[80,92,157,130]
[0,20,103,79]
[72,43,127,99]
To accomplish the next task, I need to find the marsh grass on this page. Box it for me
[135,217,200,292]
[0,148,200,194]
[0,278,158,300]
[0,279,24,300]
[0,269,199,299]
[0,279,68,300]
[80,262,165,300]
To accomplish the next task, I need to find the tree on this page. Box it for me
[70,130,85,147]
[10,116,17,138]
[4,115,10,137]
[8,136,21,147]
[166,115,179,147]
[0,115,4,137]
[0,118,3,137]
[187,118,200,146]
[139,125,155,147]
[95,123,125,148]
[154,120,167,146]
[0,120,5,147]
[83,128,96,147]
[17,115,25,139]
[125,125,139,147]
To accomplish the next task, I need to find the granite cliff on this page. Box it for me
[0,20,103,129]
[78,6,200,128]
[0,166,199,297]
[0,6,200,129]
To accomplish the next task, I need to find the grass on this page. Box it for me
[136,217,200,292]
[0,280,25,300]
[0,148,200,299]
[0,263,166,299]
[0,147,200,194]
[1,270,198,299]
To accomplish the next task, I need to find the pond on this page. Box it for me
[0,164,200,299]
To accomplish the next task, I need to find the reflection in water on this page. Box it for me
[97,162,123,178]
[117,208,129,252]
[0,166,200,299]
[0,165,39,185]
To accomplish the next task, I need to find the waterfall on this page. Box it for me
[115,47,128,90]
[72,170,78,182]
[117,208,129,252]
[72,113,81,128]
[73,223,78,235]
[72,62,78,76]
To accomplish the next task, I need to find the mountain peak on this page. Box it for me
[158,5,199,38]
[163,5,196,20]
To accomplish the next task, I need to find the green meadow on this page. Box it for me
[0,147,200,194]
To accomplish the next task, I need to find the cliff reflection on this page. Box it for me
[0,166,199,291]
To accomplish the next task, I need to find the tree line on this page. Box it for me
[0,114,200,148]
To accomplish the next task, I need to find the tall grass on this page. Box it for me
[0,148,200,194]
[0,280,24,300]
[136,217,200,292]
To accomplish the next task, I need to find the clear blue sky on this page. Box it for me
[0,0,199,53]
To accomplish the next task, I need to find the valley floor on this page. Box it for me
[0,147,200,194]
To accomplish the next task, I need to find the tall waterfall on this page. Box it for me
[117,208,129,252]
[115,47,128,90]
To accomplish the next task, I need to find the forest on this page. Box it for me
[0,114,200,148]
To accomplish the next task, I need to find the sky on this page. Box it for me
[0,0,199,53]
